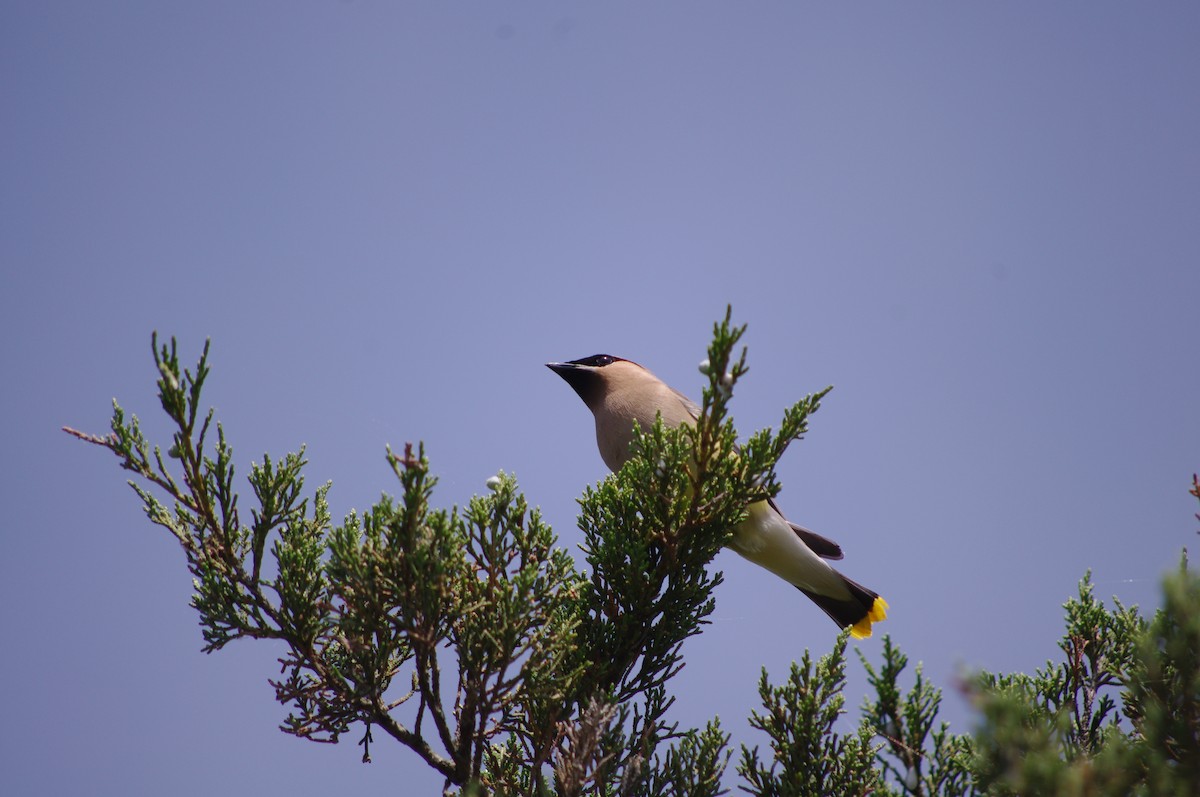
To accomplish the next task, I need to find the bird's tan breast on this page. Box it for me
[594,382,693,472]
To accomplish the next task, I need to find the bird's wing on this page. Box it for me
[670,387,702,421]
[768,497,845,560]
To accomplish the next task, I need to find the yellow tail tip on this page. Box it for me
[849,596,889,639]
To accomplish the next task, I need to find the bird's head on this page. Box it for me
[545,355,645,410]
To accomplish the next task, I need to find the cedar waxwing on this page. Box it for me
[547,354,888,638]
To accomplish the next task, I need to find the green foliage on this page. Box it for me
[1124,554,1200,797]
[968,553,1199,797]
[859,637,976,797]
[67,318,1200,796]
[642,720,731,797]
[971,573,1143,771]
[738,633,880,797]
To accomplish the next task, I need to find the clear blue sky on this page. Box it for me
[3,3,1197,794]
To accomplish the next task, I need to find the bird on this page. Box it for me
[546,354,888,638]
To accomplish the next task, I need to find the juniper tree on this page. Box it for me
[964,551,1200,797]
[851,548,1199,797]
[67,310,1200,795]
[66,309,829,794]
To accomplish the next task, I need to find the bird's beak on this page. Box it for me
[545,362,580,376]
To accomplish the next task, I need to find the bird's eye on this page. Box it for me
[569,354,617,367]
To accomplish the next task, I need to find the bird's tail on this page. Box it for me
[798,573,889,639]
